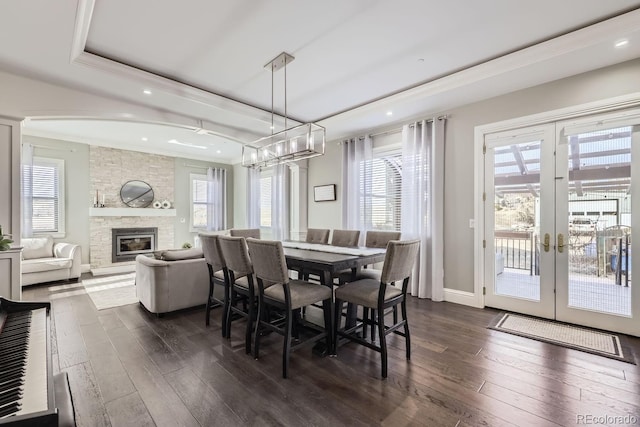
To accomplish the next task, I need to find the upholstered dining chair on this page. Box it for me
[305,228,330,244]
[330,229,360,247]
[199,233,228,335]
[334,239,420,378]
[218,235,256,354]
[337,230,402,285]
[246,238,333,378]
[230,228,261,239]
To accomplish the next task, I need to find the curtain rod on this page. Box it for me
[357,115,449,139]
[183,163,209,169]
[30,143,76,152]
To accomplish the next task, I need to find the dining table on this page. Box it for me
[281,241,386,355]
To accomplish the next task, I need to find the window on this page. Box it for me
[360,150,402,231]
[24,157,65,236]
[190,174,208,229]
[260,174,272,228]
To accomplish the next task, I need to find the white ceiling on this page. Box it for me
[2,0,640,163]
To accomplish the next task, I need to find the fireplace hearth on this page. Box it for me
[112,227,158,263]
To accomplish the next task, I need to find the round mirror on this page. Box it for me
[120,180,154,208]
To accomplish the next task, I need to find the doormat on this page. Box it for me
[83,272,138,310]
[488,312,635,364]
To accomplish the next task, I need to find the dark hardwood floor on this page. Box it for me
[22,278,640,427]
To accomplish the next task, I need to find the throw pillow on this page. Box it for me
[159,247,204,261]
[22,236,54,260]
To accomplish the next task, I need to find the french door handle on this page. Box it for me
[557,234,565,253]
[543,233,550,252]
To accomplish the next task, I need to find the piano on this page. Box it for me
[0,298,75,427]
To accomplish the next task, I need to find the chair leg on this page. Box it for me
[282,308,293,379]
[333,299,343,353]
[245,292,254,355]
[377,306,388,379]
[221,284,230,338]
[322,299,333,354]
[205,283,213,327]
[225,289,235,339]
[401,300,411,360]
[362,307,369,339]
[370,309,376,342]
[253,297,263,360]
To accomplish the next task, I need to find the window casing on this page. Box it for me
[25,157,65,236]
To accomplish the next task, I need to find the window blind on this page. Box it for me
[192,177,208,228]
[30,162,60,233]
[360,151,402,231]
[260,176,272,227]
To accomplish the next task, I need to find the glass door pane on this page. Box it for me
[494,140,541,301]
[565,126,632,316]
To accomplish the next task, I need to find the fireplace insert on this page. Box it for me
[112,227,158,263]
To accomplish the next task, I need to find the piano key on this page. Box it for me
[12,308,48,418]
[0,402,21,418]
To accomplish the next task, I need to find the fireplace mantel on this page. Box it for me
[89,207,176,217]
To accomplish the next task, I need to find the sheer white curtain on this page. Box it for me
[341,135,372,238]
[401,118,446,300]
[271,164,290,241]
[246,167,261,229]
[21,144,34,237]
[206,167,226,231]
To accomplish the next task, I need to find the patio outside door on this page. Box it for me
[483,111,640,336]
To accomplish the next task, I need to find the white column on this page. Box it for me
[0,116,23,299]
[289,160,308,241]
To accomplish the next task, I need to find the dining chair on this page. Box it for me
[218,235,256,354]
[336,231,403,340]
[246,238,333,378]
[199,233,228,335]
[330,229,360,247]
[337,230,402,285]
[334,239,420,378]
[230,228,261,239]
[305,228,330,244]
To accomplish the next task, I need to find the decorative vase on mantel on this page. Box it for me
[0,225,13,251]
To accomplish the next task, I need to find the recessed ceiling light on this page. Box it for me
[168,139,207,149]
[386,111,393,116]
[143,89,152,95]
[615,39,629,48]
[141,137,148,142]
[216,150,222,154]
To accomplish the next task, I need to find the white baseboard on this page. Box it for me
[91,264,136,276]
[81,264,91,273]
[444,288,483,308]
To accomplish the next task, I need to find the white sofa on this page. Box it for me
[135,248,211,315]
[21,236,82,286]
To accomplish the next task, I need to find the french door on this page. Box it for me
[483,110,640,336]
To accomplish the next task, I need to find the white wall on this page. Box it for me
[307,140,342,230]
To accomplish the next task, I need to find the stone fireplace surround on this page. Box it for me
[89,146,175,273]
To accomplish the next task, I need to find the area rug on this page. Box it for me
[488,312,635,364]
[82,272,138,310]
